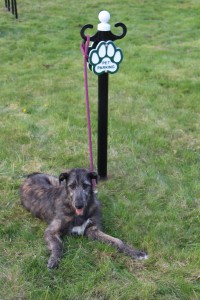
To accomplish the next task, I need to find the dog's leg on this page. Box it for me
[85,226,148,260]
[44,219,63,269]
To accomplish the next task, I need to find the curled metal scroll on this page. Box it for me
[80,22,127,43]
[80,24,94,41]
[113,23,127,40]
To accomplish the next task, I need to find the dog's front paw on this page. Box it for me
[132,250,148,260]
[47,256,59,269]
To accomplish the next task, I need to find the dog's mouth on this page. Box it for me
[75,208,84,216]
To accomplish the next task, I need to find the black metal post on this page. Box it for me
[98,73,109,179]
[13,0,18,19]
[11,0,14,15]
[7,0,10,11]
[80,13,127,179]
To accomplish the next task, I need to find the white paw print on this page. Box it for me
[89,41,123,75]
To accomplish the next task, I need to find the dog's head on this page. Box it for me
[59,168,98,216]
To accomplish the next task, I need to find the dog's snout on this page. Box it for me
[73,188,86,210]
[75,203,84,209]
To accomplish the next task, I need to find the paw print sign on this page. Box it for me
[88,41,123,75]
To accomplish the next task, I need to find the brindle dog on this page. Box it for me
[20,168,147,268]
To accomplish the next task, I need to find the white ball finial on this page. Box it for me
[98,10,111,31]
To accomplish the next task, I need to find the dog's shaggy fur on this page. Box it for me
[20,168,147,268]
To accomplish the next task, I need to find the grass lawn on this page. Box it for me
[0,0,200,299]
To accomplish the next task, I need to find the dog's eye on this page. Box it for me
[68,182,76,189]
[83,183,90,189]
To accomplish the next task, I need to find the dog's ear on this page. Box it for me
[88,171,98,184]
[59,172,69,185]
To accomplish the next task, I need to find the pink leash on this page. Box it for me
[80,35,96,189]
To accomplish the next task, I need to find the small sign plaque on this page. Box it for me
[88,41,123,75]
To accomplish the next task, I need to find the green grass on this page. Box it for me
[0,0,200,299]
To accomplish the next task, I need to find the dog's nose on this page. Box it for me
[75,204,84,209]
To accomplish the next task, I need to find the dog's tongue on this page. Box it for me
[75,208,84,216]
